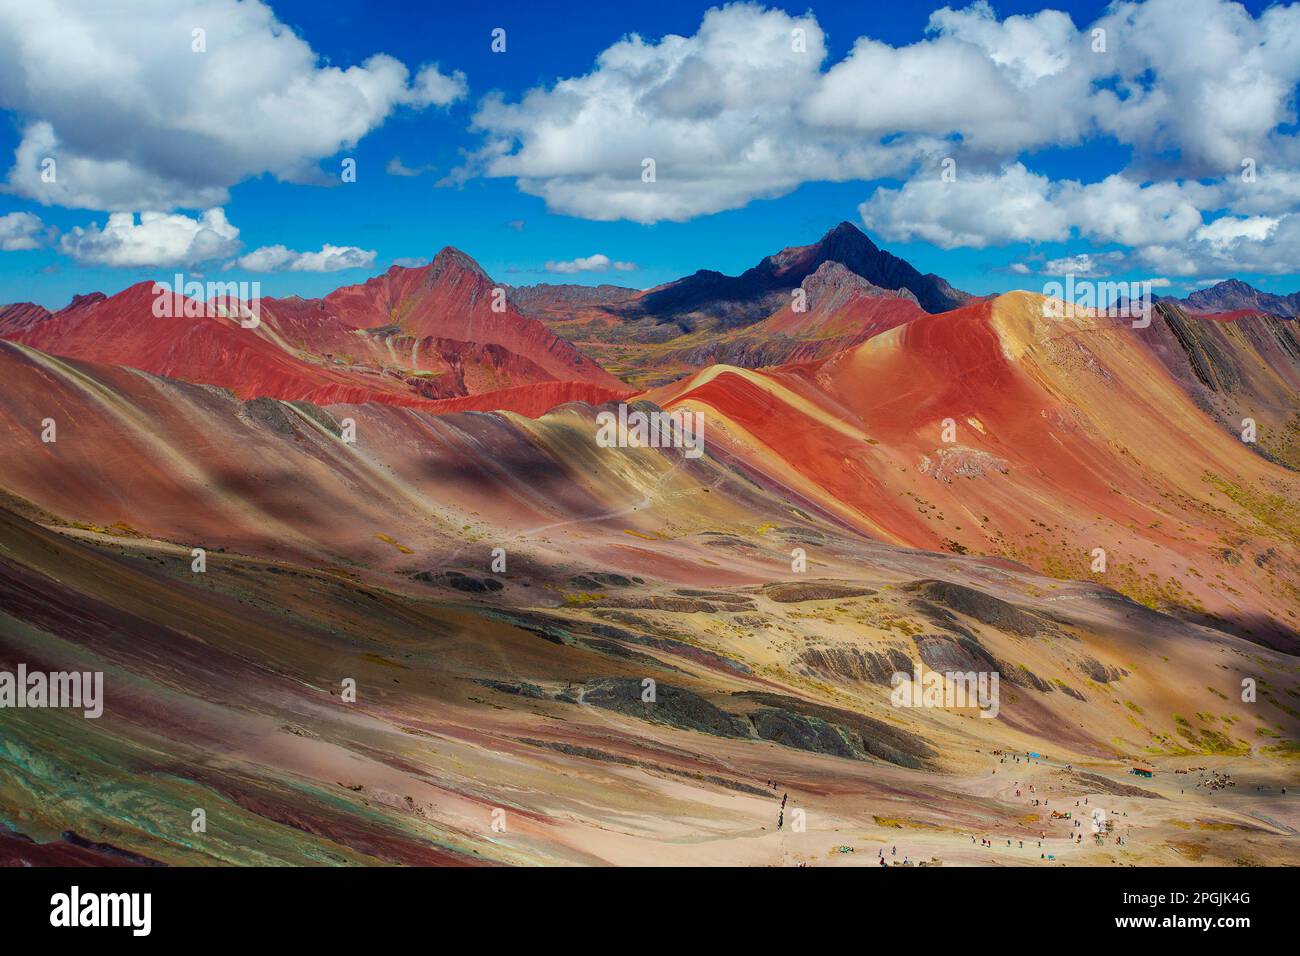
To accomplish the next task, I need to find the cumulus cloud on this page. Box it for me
[0,210,49,251]
[867,158,1300,279]
[1040,252,1125,278]
[860,164,1071,249]
[1136,215,1300,276]
[1089,0,1300,177]
[59,208,240,267]
[861,164,1212,250]
[1195,216,1279,249]
[0,0,467,211]
[860,161,1300,277]
[226,243,376,273]
[459,0,1300,280]
[807,4,1093,157]
[544,254,638,274]
[461,4,904,223]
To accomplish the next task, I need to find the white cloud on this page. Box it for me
[1090,0,1300,177]
[927,2,1078,87]
[860,163,1222,254]
[386,157,431,177]
[1194,215,1278,249]
[0,0,466,211]
[226,243,376,273]
[460,0,1300,274]
[544,254,638,274]
[873,160,1300,279]
[0,210,48,250]
[860,163,1071,249]
[807,3,1093,155]
[1136,215,1300,276]
[59,208,239,267]
[1052,175,1210,247]
[391,256,429,269]
[1041,252,1124,278]
[462,4,902,223]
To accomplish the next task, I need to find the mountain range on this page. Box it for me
[1163,278,1300,318]
[507,222,973,386]
[1,223,1298,867]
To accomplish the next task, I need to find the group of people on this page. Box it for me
[877,846,905,866]
[987,755,1137,860]
[766,779,788,831]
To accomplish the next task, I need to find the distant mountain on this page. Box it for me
[1134,298,1300,471]
[649,261,925,375]
[506,283,640,318]
[0,247,628,411]
[1164,279,1300,318]
[508,222,969,385]
[770,259,921,330]
[0,280,442,406]
[318,248,625,389]
[620,221,971,331]
[0,301,52,334]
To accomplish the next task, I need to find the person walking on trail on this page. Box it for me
[777,811,783,830]
[892,845,897,856]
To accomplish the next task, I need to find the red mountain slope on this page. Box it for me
[0,301,53,334]
[0,281,434,405]
[0,249,628,413]
[317,248,626,389]
[649,292,1300,647]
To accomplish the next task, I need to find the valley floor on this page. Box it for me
[2,512,1296,867]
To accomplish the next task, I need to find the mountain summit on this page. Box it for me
[621,222,970,330]
[316,246,626,389]
[1171,278,1300,318]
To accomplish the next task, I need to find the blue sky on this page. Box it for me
[1,0,1297,309]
